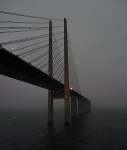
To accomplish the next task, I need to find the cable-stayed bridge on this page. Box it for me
[0,11,91,124]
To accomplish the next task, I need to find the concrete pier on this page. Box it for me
[71,97,78,116]
[64,95,71,124]
[48,90,53,124]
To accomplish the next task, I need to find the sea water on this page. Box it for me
[0,107,127,150]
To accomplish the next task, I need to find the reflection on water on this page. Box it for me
[0,108,127,149]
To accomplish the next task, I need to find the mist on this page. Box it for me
[0,0,127,109]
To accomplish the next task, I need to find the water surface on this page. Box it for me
[0,107,127,149]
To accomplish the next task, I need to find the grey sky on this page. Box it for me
[0,0,127,108]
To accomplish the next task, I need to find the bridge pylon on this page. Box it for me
[64,18,71,124]
[48,20,53,124]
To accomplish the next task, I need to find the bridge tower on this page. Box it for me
[47,18,89,124]
[64,18,71,124]
[48,20,53,124]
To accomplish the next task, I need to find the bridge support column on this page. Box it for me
[48,90,53,124]
[71,97,78,116]
[48,20,53,124]
[64,18,71,124]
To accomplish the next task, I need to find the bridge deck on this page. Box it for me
[0,46,90,102]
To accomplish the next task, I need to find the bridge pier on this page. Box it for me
[71,97,78,116]
[48,90,53,124]
[64,96,71,124]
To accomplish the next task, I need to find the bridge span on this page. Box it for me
[0,13,91,124]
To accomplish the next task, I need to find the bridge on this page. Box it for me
[0,11,91,124]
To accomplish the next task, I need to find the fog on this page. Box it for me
[0,0,127,109]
